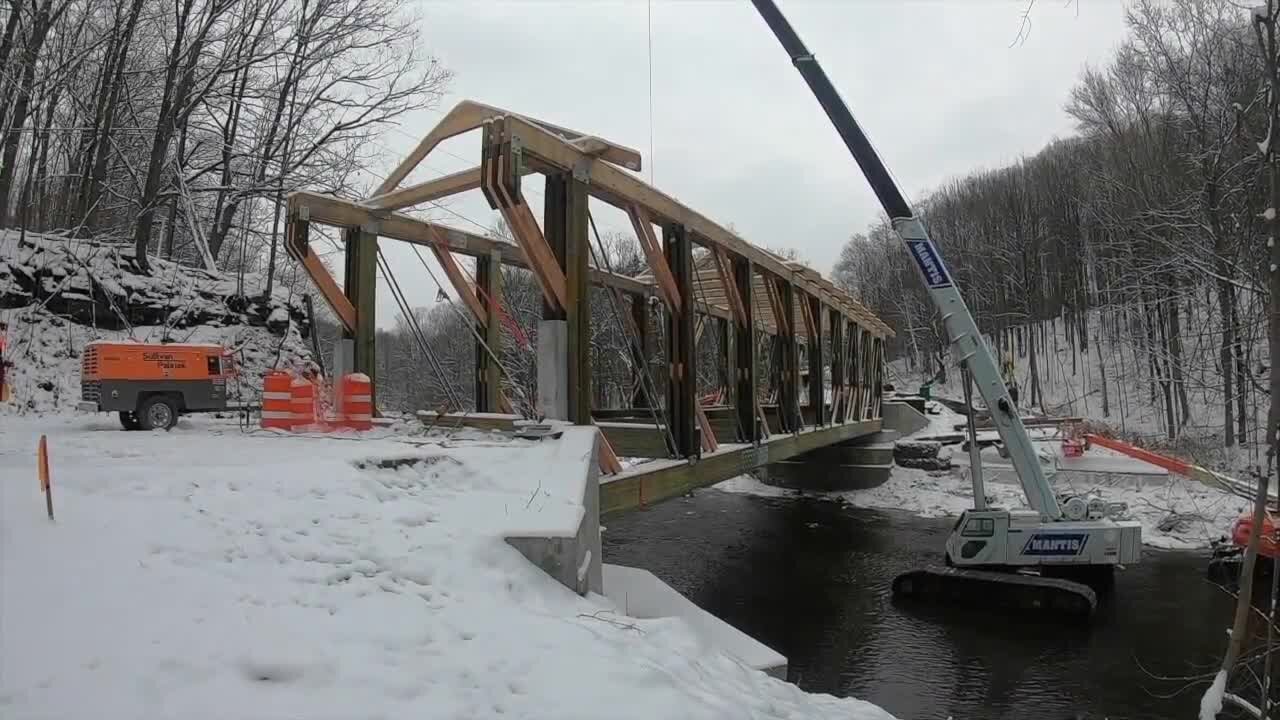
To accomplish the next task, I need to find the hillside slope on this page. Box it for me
[0,231,313,414]
[888,308,1269,482]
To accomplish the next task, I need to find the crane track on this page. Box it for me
[892,565,1098,619]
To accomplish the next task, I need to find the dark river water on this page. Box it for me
[601,488,1238,720]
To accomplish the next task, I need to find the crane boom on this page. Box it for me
[748,0,1061,519]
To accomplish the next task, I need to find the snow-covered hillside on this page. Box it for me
[0,414,896,720]
[0,231,313,414]
[888,309,1270,482]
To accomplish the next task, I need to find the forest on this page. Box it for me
[835,0,1279,449]
[0,0,449,283]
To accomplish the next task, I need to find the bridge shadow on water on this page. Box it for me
[601,488,1235,720]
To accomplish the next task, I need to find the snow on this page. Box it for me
[0,414,897,719]
[718,398,1245,551]
[267,306,291,325]
[1199,669,1227,720]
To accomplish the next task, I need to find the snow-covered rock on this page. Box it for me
[0,231,313,414]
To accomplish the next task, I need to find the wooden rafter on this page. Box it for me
[429,242,486,325]
[375,100,642,198]
[628,206,682,313]
[285,215,357,333]
[710,247,747,327]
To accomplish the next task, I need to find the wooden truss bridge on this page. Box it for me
[284,100,894,515]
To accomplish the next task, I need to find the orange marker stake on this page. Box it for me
[37,434,54,521]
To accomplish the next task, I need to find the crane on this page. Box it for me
[748,0,1141,616]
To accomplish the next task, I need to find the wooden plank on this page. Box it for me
[366,167,489,211]
[629,206,682,313]
[431,244,486,324]
[710,247,747,327]
[600,419,883,516]
[292,240,357,333]
[598,421,670,458]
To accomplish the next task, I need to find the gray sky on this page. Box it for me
[362,0,1130,325]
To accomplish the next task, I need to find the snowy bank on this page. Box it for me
[0,415,896,719]
[718,402,1245,551]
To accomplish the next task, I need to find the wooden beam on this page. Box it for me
[665,223,697,457]
[500,114,882,329]
[600,419,883,516]
[377,100,643,200]
[628,206,682,313]
[343,226,378,406]
[285,216,357,333]
[290,190,656,301]
[563,174,591,425]
[733,256,758,443]
[474,252,501,413]
[808,295,824,427]
[430,243,486,324]
[777,279,800,432]
[366,167,487,211]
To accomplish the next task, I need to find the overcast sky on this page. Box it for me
[362,0,1131,325]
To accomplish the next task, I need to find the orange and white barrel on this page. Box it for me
[339,373,372,431]
[290,376,317,428]
[261,371,296,430]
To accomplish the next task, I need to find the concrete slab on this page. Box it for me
[602,564,787,679]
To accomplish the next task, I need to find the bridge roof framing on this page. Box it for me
[285,99,889,338]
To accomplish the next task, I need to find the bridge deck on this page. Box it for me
[601,418,882,516]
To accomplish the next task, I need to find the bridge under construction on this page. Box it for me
[285,100,904,516]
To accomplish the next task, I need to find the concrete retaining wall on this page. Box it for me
[882,400,929,436]
[503,428,603,596]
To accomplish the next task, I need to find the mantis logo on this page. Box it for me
[905,240,953,289]
[1023,533,1089,556]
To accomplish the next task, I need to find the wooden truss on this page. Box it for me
[283,99,893,472]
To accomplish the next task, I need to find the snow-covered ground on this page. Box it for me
[718,402,1247,551]
[0,413,895,720]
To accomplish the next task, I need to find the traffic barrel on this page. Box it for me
[290,376,317,428]
[339,373,372,431]
[261,371,296,430]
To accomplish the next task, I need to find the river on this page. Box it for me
[601,488,1237,720]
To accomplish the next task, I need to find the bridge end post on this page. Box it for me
[343,224,379,408]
